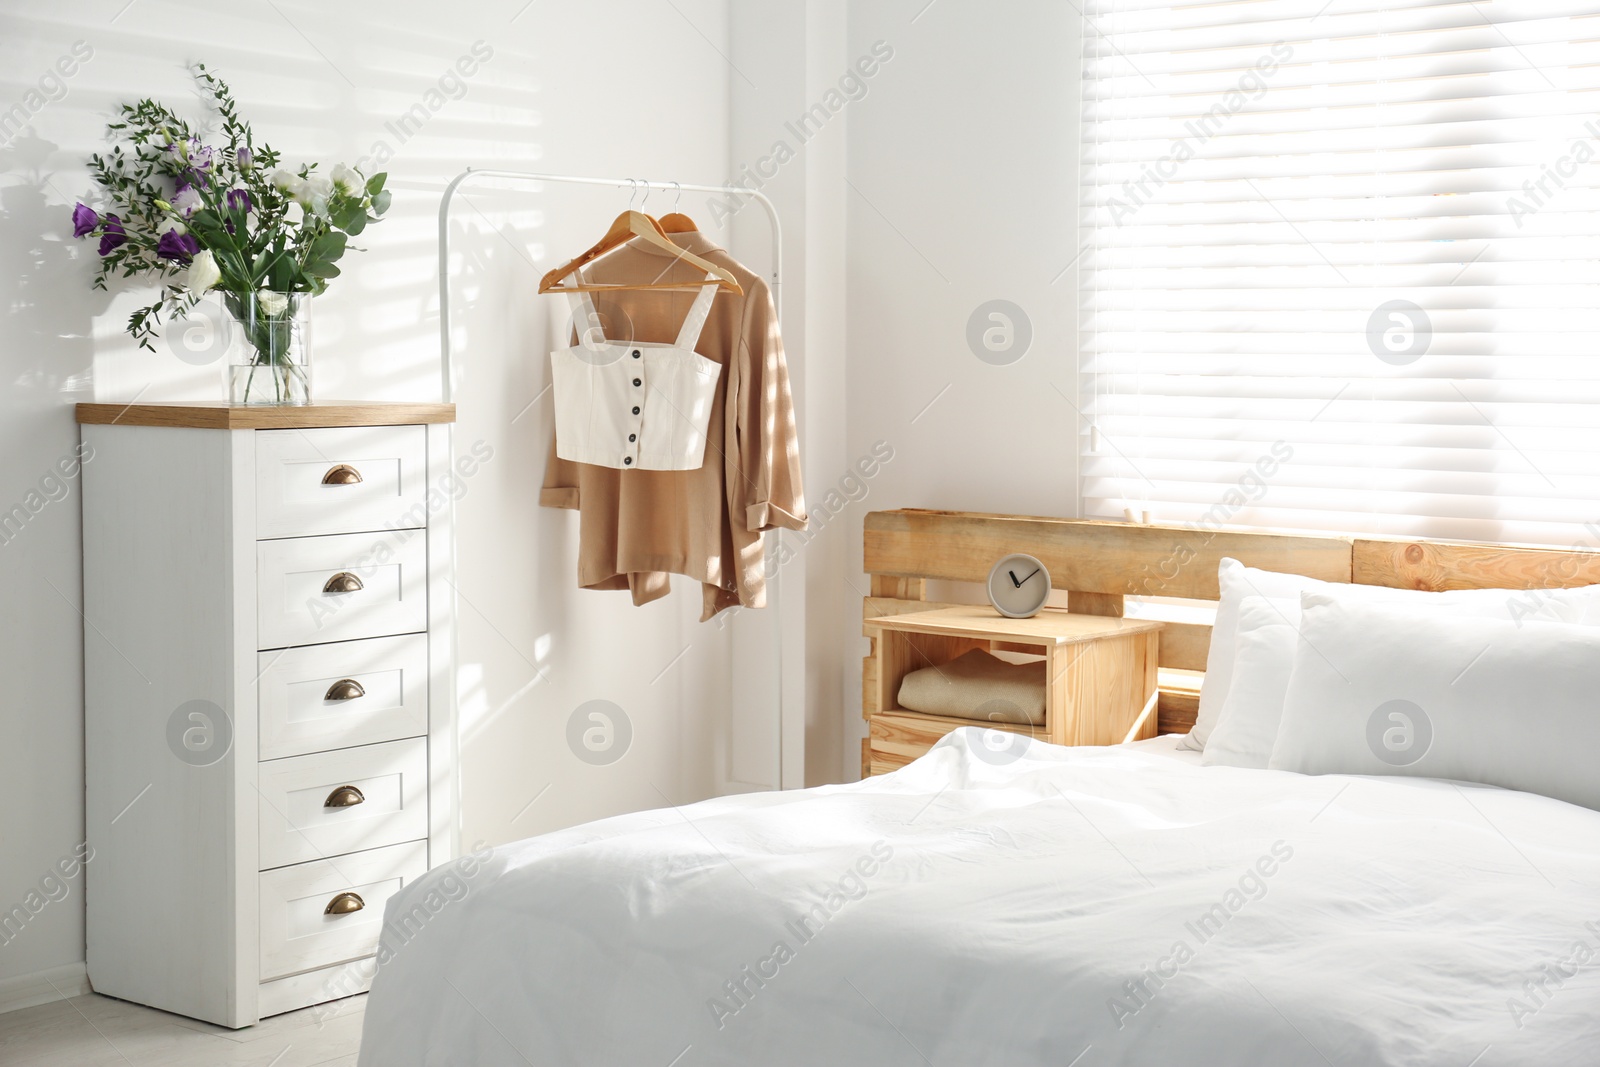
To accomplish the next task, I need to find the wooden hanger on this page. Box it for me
[657,181,699,233]
[538,209,740,295]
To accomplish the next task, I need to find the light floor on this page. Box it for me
[0,990,365,1066]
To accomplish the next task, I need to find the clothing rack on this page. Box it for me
[435,168,800,793]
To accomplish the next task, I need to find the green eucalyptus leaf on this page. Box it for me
[332,200,366,234]
[371,189,392,215]
[309,232,348,262]
[365,172,387,195]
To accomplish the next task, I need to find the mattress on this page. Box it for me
[359,729,1600,1066]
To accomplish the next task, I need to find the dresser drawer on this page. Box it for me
[258,738,428,870]
[255,425,428,540]
[259,839,427,982]
[257,532,427,649]
[258,635,429,761]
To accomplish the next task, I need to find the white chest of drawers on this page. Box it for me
[77,401,459,1028]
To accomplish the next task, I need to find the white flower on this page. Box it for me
[270,168,305,197]
[157,217,188,236]
[331,163,362,196]
[185,249,221,292]
[257,290,290,317]
[171,185,202,216]
[296,172,334,209]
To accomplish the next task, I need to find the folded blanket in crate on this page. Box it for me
[897,647,1046,725]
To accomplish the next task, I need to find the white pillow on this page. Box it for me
[1184,557,1600,752]
[1198,584,1600,769]
[1268,594,1600,811]
[1184,560,1324,751]
[1200,596,1299,769]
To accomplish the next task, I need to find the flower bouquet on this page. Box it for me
[71,64,391,404]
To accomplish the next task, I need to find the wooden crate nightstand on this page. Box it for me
[862,606,1163,776]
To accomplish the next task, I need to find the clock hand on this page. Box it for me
[1020,568,1041,584]
[1008,570,1022,588]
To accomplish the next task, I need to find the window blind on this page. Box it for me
[1080,0,1600,548]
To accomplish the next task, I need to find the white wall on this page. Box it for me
[728,0,850,788]
[0,0,756,994]
[842,1,1084,778]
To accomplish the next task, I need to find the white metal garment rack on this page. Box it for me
[435,168,801,792]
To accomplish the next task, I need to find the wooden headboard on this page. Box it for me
[861,509,1600,739]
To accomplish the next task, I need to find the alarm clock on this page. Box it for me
[987,554,1051,618]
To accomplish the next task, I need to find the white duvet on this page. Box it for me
[359,730,1600,1066]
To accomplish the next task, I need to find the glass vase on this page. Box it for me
[223,291,312,405]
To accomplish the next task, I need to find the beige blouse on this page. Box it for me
[539,230,808,620]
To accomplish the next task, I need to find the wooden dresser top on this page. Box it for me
[75,400,456,429]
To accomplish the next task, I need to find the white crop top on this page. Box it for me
[549,278,723,471]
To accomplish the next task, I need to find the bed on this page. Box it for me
[358,512,1600,1065]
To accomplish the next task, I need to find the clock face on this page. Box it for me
[987,554,1051,618]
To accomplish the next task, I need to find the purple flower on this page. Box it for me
[72,202,99,238]
[166,138,211,166]
[164,139,212,185]
[226,188,252,214]
[155,229,200,263]
[97,216,126,256]
[236,147,252,168]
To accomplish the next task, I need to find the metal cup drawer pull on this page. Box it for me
[322,571,363,594]
[324,784,366,808]
[321,463,364,485]
[324,891,365,916]
[324,678,366,702]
